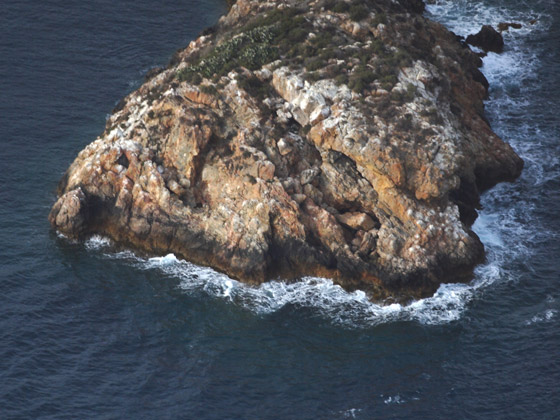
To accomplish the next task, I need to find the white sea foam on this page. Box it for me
[145,253,180,266]
[383,395,405,405]
[341,408,362,418]
[56,231,83,245]
[524,309,557,326]
[472,213,504,248]
[426,0,550,37]
[97,251,485,327]
[84,234,112,250]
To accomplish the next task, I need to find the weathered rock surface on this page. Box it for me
[49,0,523,301]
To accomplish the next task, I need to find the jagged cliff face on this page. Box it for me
[49,0,523,301]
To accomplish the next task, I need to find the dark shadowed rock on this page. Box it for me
[144,66,164,82]
[498,22,522,32]
[466,25,504,53]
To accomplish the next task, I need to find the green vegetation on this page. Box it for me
[325,0,370,21]
[322,63,345,80]
[395,113,414,131]
[379,74,397,91]
[331,2,350,13]
[309,31,335,49]
[199,84,218,96]
[390,84,417,103]
[236,74,272,100]
[177,25,279,83]
[178,8,314,83]
[420,107,444,125]
[340,43,413,93]
[181,72,203,85]
[176,2,414,95]
[348,65,376,92]
[335,73,349,85]
[405,83,417,101]
[304,71,322,83]
[304,57,325,71]
[349,5,369,21]
[371,12,387,26]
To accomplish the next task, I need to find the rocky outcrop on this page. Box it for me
[497,22,522,33]
[49,0,523,302]
[466,25,504,53]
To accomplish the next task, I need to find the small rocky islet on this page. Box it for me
[49,0,523,302]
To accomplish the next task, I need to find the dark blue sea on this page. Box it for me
[1,0,558,418]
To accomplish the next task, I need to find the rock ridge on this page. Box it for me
[49,0,523,302]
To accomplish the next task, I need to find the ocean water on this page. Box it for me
[0,0,558,418]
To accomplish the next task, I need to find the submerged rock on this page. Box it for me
[49,0,523,301]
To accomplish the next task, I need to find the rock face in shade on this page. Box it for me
[466,25,505,53]
[49,0,523,302]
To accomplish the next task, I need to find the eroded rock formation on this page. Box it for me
[49,0,523,301]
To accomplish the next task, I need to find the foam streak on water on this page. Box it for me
[85,0,555,327]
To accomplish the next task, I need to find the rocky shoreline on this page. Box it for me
[49,0,523,302]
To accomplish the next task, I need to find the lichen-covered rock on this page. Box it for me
[49,0,523,302]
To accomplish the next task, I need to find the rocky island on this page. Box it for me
[49,0,523,301]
